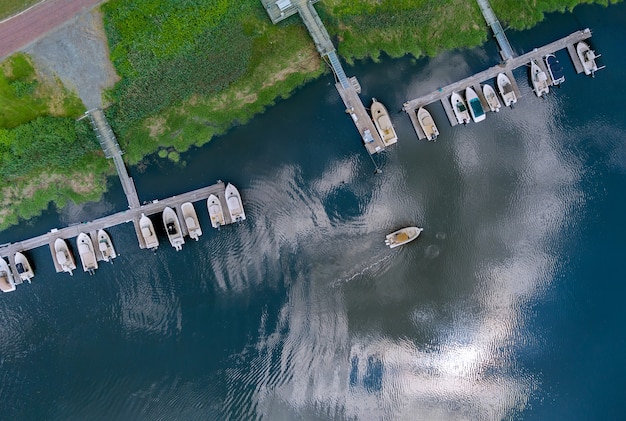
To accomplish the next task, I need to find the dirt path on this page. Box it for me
[0,0,105,60]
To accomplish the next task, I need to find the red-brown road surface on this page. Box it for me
[0,0,104,59]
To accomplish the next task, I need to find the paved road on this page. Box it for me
[0,0,104,59]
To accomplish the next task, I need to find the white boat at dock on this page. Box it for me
[0,258,16,293]
[465,87,486,122]
[225,183,246,223]
[417,107,439,141]
[576,41,601,77]
[140,213,159,250]
[544,53,565,86]
[163,207,185,251]
[370,98,398,146]
[181,202,202,241]
[14,251,34,283]
[207,194,225,229]
[450,92,470,125]
[54,238,76,276]
[97,229,117,263]
[482,84,501,112]
[496,73,517,107]
[385,227,423,249]
[77,233,98,274]
[530,59,550,97]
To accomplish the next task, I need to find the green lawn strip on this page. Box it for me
[0,0,40,21]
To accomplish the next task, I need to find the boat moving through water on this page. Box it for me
[15,251,34,283]
[482,84,501,112]
[182,202,202,241]
[465,87,486,122]
[0,258,16,293]
[77,233,98,275]
[417,107,439,141]
[140,213,159,250]
[98,229,117,263]
[163,207,185,251]
[450,92,470,125]
[497,73,517,107]
[207,194,225,229]
[385,227,424,249]
[54,238,76,276]
[544,53,565,86]
[530,59,550,97]
[370,98,398,146]
[225,183,246,223]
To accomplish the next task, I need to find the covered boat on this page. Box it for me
[417,107,439,141]
[98,229,117,263]
[0,258,16,293]
[181,202,202,241]
[576,41,600,77]
[450,92,470,125]
[207,194,225,229]
[77,233,98,274]
[225,183,246,223]
[370,98,398,146]
[530,59,549,97]
[385,227,424,249]
[54,238,76,276]
[14,251,34,283]
[482,84,501,112]
[544,53,565,86]
[496,73,517,107]
[140,213,159,250]
[163,207,185,251]
[465,87,486,122]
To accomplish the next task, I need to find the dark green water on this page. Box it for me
[1,3,626,419]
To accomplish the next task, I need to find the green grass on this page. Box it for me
[0,0,40,21]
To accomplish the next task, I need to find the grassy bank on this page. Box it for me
[0,0,40,21]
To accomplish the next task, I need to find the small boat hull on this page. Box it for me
[450,92,470,125]
[181,202,202,241]
[140,213,159,250]
[14,251,34,283]
[544,53,565,86]
[207,194,225,229]
[54,238,76,276]
[482,84,501,112]
[163,207,185,251]
[496,73,517,107]
[0,258,16,293]
[576,41,599,77]
[385,227,423,249]
[530,59,550,97]
[97,229,117,262]
[417,107,439,141]
[225,183,246,223]
[77,233,98,274]
[370,99,398,146]
[465,87,486,122]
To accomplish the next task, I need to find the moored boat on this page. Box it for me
[207,194,225,229]
[225,183,246,223]
[450,92,470,125]
[576,41,600,77]
[496,73,517,107]
[97,229,117,263]
[14,252,34,283]
[544,53,565,86]
[140,213,159,250]
[370,98,398,146]
[417,107,439,141]
[482,84,502,112]
[163,207,185,251]
[385,227,424,249]
[77,233,98,274]
[181,202,202,241]
[0,258,16,293]
[530,59,550,97]
[54,238,76,276]
[465,86,486,122]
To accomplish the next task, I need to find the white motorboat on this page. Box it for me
[465,86,486,122]
[163,207,185,251]
[97,229,117,263]
[482,84,502,112]
[496,73,517,107]
[417,107,439,141]
[576,41,601,77]
[370,98,398,146]
[77,233,98,274]
[450,92,470,125]
[14,251,34,283]
[140,213,159,250]
[207,194,225,229]
[54,238,76,276]
[225,183,246,222]
[385,227,423,249]
[544,53,565,86]
[530,59,550,97]
[0,258,16,293]
[181,202,202,241]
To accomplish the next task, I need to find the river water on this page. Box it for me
[1,3,626,420]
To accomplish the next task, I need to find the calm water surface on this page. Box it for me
[1,4,626,420]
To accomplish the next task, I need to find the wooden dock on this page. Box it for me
[404,29,593,138]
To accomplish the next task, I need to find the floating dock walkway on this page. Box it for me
[477,0,515,61]
[404,29,593,139]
